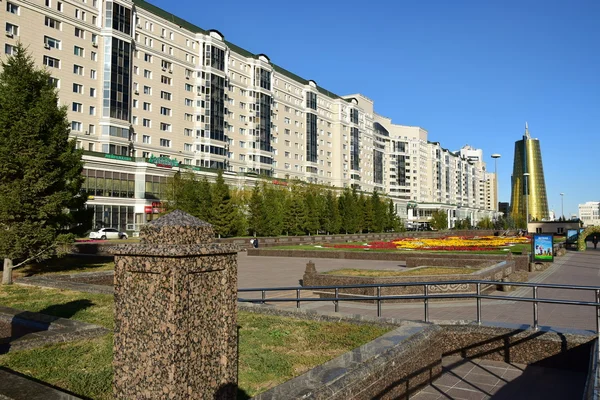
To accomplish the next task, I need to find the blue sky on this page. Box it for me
[148,0,599,217]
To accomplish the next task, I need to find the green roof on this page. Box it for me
[134,0,345,101]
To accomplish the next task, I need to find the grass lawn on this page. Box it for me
[0,285,390,399]
[324,267,480,277]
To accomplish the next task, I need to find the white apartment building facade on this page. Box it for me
[2,0,496,231]
[579,202,600,227]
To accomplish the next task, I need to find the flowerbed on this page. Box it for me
[324,236,530,251]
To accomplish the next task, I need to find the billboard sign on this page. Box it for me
[532,233,554,262]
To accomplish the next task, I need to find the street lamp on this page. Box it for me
[560,193,564,221]
[491,154,501,217]
[523,172,530,232]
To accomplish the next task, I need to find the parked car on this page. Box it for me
[89,228,128,240]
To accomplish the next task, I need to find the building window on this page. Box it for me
[71,121,82,131]
[143,85,151,95]
[48,77,59,87]
[160,123,171,132]
[90,88,96,97]
[91,51,97,61]
[159,138,171,147]
[90,69,97,79]
[5,23,18,37]
[44,16,61,30]
[144,53,152,62]
[43,55,60,68]
[184,98,193,107]
[73,64,84,75]
[160,91,171,101]
[74,27,85,39]
[72,102,82,112]
[4,44,16,55]
[142,135,151,144]
[142,118,151,127]
[306,92,317,110]
[161,75,171,85]
[184,143,192,152]
[89,124,95,134]
[44,36,61,49]
[74,46,84,57]
[160,107,171,116]
[6,2,19,14]
[89,106,95,115]
[143,69,152,78]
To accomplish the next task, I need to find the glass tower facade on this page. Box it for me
[510,124,549,221]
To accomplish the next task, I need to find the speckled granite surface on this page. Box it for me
[113,210,238,399]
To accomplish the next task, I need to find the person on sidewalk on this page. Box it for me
[593,235,598,249]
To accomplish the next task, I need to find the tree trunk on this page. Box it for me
[2,258,13,285]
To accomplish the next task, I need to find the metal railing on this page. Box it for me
[238,279,600,335]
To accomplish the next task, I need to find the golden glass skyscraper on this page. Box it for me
[510,123,550,222]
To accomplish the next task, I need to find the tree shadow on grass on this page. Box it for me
[16,255,114,278]
[0,299,94,355]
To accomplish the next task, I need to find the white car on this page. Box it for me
[89,228,128,240]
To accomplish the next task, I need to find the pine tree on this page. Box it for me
[0,45,86,284]
[165,171,201,217]
[285,184,306,235]
[304,191,320,235]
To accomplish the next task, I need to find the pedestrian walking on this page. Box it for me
[593,235,598,249]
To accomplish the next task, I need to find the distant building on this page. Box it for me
[509,123,550,221]
[528,221,583,235]
[579,202,600,227]
[498,202,509,216]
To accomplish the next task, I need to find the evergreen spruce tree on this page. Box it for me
[0,45,86,284]
[247,183,264,236]
[323,191,340,234]
[371,191,386,233]
[263,183,284,236]
[210,170,235,237]
[286,184,306,236]
[363,195,374,233]
[304,191,320,235]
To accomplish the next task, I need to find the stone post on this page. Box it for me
[113,210,238,399]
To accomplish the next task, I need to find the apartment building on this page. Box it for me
[2,0,496,231]
[579,202,600,227]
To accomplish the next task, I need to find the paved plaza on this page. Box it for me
[239,244,600,332]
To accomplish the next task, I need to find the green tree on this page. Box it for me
[371,191,386,233]
[247,183,264,236]
[304,190,320,235]
[430,209,449,231]
[323,191,341,234]
[0,45,86,284]
[164,171,201,217]
[477,216,494,229]
[285,184,306,236]
[210,170,236,237]
[363,195,374,232]
[197,176,212,222]
[384,199,401,232]
[262,183,285,236]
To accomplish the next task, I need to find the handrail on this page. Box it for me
[238,279,600,336]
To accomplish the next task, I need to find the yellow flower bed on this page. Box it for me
[392,236,530,250]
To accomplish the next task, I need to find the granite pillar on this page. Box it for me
[113,210,238,399]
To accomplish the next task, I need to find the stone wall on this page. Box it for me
[247,304,595,400]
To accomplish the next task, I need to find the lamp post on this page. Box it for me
[560,193,564,221]
[523,172,530,232]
